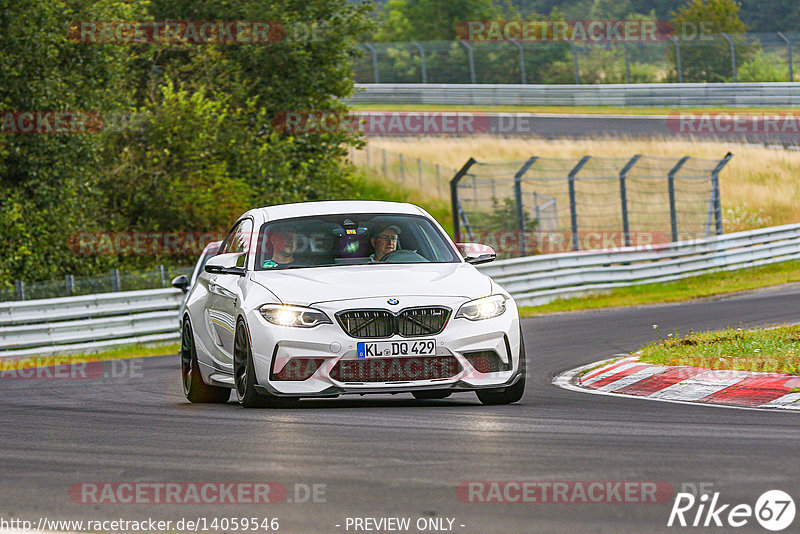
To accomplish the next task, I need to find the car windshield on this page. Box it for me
[255,213,459,270]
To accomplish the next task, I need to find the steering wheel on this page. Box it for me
[378,249,428,263]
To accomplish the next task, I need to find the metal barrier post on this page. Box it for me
[382,149,387,177]
[459,40,476,84]
[711,152,733,236]
[667,156,690,242]
[399,153,405,184]
[569,42,581,84]
[450,158,477,241]
[514,157,539,256]
[619,155,641,247]
[418,158,423,189]
[363,43,379,83]
[512,40,526,84]
[15,280,25,301]
[411,41,427,83]
[721,33,737,82]
[622,42,631,84]
[670,38,683,83]
[778,32,793,81]
[436,164,441,195]
[65,274,74,296]
[111,269,121,292]
[568,156,591,251]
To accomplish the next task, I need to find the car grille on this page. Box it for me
[330,356,461,382]
[336,307,450,338]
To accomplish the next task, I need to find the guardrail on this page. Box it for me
[2,223,799,356]
[0,288,182,358]
[477,223,800,306]
[348,83,800,107]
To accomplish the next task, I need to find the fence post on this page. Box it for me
[363,43,379,83]
[711,152,733,236]
[158,265,167,287]
[622,42,631,84]
[667,156,690,242]
[436,164,441,195]
[15,280,25,301]
[778,32,793,82]
[619,155,641,247]
[511,40,526,84]
[450,158,477,241]
[670,38,683,83]
[399,153,405,184]
[65,274,75,297]
[411,41,427,83]
[459,40,476,84]
[417,158,423,189]
[111,268,121,292]
[569,42,581,84]
[568,156,591,251]
[513,157,538,256]
[382,149,387,177]
[721,33,737,82]
[365,144,371,168]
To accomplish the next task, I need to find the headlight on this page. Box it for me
[259,304,332,328]
[455,295,507,321]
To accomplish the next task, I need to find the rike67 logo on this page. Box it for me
[668,490,795,531]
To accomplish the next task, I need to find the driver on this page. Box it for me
[370,224,401,261]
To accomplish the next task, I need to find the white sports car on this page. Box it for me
[180,200,525,407]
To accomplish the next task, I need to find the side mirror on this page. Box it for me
[456,243,497,265]
[171,274,190,293]
[204,252,247,276]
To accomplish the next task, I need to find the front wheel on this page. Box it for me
[475,335,526,406]
[234,320,296,408]
[181,318,230,403]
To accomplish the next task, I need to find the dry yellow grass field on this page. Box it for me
[363,137,800,231]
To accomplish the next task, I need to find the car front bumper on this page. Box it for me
[245,295,523,397]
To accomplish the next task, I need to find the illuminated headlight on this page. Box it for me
[455,295,507,321]
[259,304,332,328]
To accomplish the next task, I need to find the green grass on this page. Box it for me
[351,103,799,116]
[1,342,179,369]
[639,325,800,375]
[519,260,800,316]
[343,169,454,236]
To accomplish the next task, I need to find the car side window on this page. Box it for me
[222,219,253,267]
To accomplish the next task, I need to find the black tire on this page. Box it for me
[234,320,296,408]
[181,318,231,403]
[412,390,452,400]
[475,334,527,406]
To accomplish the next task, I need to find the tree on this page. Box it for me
[374,0,506,42]
[668,0,755,82]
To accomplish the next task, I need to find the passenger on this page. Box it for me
[263,225,299,268]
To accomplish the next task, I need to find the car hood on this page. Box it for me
[249,263,491,306]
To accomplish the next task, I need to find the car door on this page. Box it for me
[205,218,253,367]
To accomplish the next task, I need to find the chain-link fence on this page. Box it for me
[350,144,457,201]
[2,265,194,302]
[354,32,800,84]
[452,154,732,257]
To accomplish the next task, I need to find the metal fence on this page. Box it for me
[3,223,798,357]
[0,288,182,358]
[350,144,457,201]
[354,32,800,85]
[451,154,732,258]
[480,223,800,307]
[2,265,193,302]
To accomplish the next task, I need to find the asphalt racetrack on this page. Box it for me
[2,284,800,533]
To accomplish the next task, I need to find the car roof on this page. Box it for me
[244,200,426,222]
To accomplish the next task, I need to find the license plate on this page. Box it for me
[357,339,436,358]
